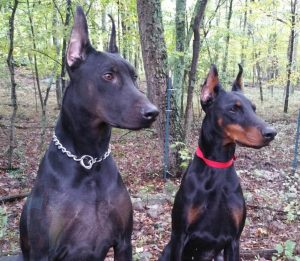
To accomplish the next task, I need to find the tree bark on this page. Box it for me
[173,0,186,117]
[184,0,208,140]
[6,0,19,169]
[284,0,297,113]
[137,0,168,170]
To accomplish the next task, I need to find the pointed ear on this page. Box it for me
[232,63,243,92]
[67,6,90,68]
[107,14,119,53]
[200,64,220,109]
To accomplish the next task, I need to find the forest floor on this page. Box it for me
[0,68,299,260]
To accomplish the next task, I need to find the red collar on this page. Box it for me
[196,147,235,168]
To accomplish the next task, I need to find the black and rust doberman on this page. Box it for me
[159,65,276,261]
[19,6,158,261]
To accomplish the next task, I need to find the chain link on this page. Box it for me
[52,134,111,170]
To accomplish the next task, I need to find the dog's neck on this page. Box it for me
[55,110,111,159]
[198,117,236,163]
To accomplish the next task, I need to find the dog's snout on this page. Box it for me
[142,104,159,121]
[262,127,277,141]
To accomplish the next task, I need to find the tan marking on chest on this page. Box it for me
[187,205,203,225]
[231,207,244,229]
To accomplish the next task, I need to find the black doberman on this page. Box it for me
[159,65,276,261]
[19,6,158,261]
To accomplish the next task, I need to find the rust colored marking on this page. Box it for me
[231,208,244,229]
[223,124,264,147]
[235,101,241,107]
[187,205,203,225]
[217,117,223,127]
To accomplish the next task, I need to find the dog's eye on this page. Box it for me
[133,75,138,81]
[229,104,240,113]
[103,73,113,81]
[252,104,256,112]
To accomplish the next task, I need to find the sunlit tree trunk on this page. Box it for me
[6,0,19,169]
[284,0,297,113]
[184,0,208,140]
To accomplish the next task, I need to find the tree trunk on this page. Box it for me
[284,0,297,113]
[173,0,186,117]
[53,4,62,108]
[6,0,19,169]
[240,0,248,67]
[256,59,263,102]
[60,0,71,94]
[137,0,169,171]
[26,0,47,148]
[221,0,233,81]
[184,0,208,140]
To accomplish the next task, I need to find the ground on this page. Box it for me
[0,68,299,260]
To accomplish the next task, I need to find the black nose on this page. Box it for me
[142,104,159,122]
[262,127,277,141]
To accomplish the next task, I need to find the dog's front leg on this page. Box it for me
[113,240,132,261]
[168,233,187,261]
[223,239,240,261]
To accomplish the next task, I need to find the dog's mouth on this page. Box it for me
[235,138,273,149]
[108,119,155,130]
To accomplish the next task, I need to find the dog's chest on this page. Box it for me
[46,180,131,248]
[182,170,246,238]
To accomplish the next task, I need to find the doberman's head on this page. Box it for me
[200,64,276,149]
[65,6,159,130]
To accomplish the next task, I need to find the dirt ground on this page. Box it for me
[0,69,299,260]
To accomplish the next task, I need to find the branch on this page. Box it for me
[52,0,64,24]
[241,249,277,260]
[0,192,29,203]
[31,49,61,66]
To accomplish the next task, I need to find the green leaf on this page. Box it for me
[284,240,296,257]
[275,243,284,254]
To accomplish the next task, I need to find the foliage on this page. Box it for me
[283,172,300,222]
[170,141,192,169]
[0,206,8,239]
[272,240,300,261]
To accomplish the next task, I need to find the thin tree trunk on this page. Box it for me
[241,0,248,67]
[6,0,19,169]
[26,0,47,147]
[221,0,233,80]
[60,0,71,94]
[256,59,263,102]
[284,0,297,113]
[53,5,62,108]
[184,0,208,140]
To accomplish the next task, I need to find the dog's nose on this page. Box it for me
[142,104,159,121]
[262,127,277,141]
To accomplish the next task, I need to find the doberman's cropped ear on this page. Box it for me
[67,6,91,68]
[232,64,243,92]
[200,64,220,110]
[107,15,119,53]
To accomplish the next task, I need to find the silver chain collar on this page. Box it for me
[52,134,111,170]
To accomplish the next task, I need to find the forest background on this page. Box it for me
[0,0,300,260]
